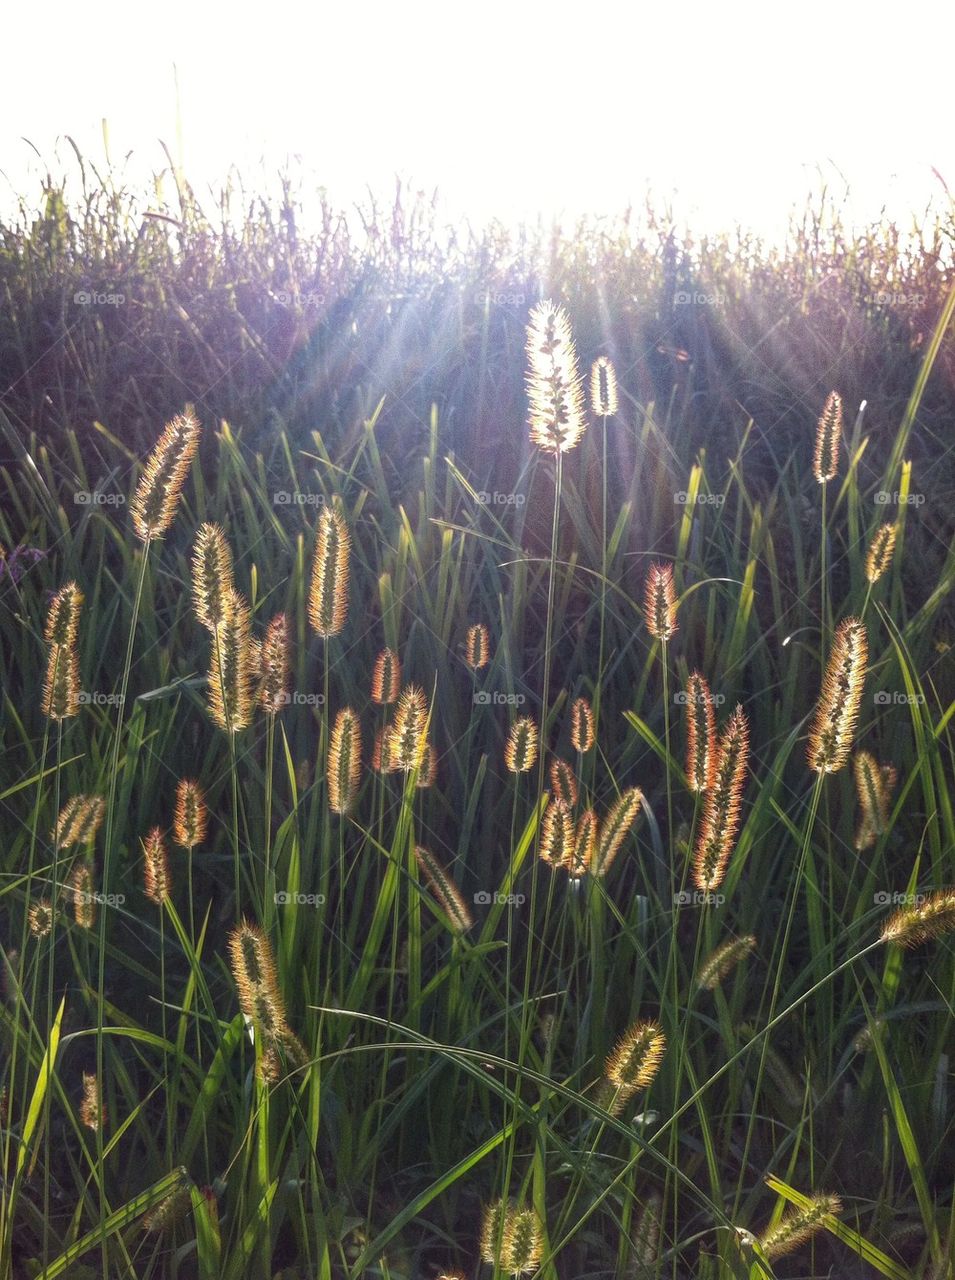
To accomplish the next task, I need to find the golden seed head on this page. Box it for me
[644,562,678,642]
[415,846,473,933]
[52,795,105,849]
[173,779,208,849]
[464,622,490,670]
[865,522,898,584]
[807,618,867,773]
[192,523,235,631]
[853,750,894,850]
[42,644,80,721]
[605,1020,666,1092]
[371,647,401,704]
[505,716,539,774]
[590,355,619,417]
[685,672,718,794]
[208,589,255,733]
[28,898,54,939]
[696,934,757,990]
[632,1191,662,1268]
[308,506,350,637]
[569,809,598,878]
[480,1200,544,1275]
[549,757,579,808]
[813,390,842,484]
[416,743,438,788]
[879,887,955,947]
[758,1194,842,1261]
[693,705,749,891]
[371,724,398,773]
[130,409,201,541]
[592,787,643,877]
[142,827,170,904]
[44,581,84,648]
[79,1071,105,1132]
[259,613,291,714]
[142,1183,192,1234]
[569,696,595,753]
[390,685,429,771]
[70,864,96,928]
[539,799,576,868]
[526,299,586,453]
[328,707,363,814]
[228,920,289,1035]
[480,1199,511,1267]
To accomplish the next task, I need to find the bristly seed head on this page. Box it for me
[192,523,235,631]
[259,613,291,714]
[539,799,576,869]
[570,696,595,753]
[142,827,170,904]
[70,864,96,928]
[879,887,955,948]
[813,390,842,484]
[865,522,898,584]
[592,787,643,877]
[605,1019,666,1093]
[590,355,619,417]
[390,685,429,771]
[807,618,867,773]
[464,622,490,670]
[644,563,678,642]
[696,934,757,990]
[208,589,255,733]
[371,647,401,704]
[79,1071,105,1132]
[29,899,54,938]
[526,300,586,454]
[549,757,579,808]
[52,795,105,849]
[505,716,539,774]
[693,704,749,891]
[568,809,598,878]
[328,707,363,814]
[415,846,473,934]
[227,920,291,1038]
[130,409,201,541]
[684,672,717,793]
[308,506,350,637]
[853,750,895,850]
[173,779,208,849]
[44,582,84,648]
[758,1194,842,1260]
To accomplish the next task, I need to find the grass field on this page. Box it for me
[0,176,954,1280]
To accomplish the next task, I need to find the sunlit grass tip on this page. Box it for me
[644,562,678,642]
[142,827,170,904]
[505,716,539,773]
[693,705,749,891]
[192,522,235,631]
[173,779,208,849]
[569,695,595,752]
[130,408,201,541]
[414,846,473,934]
[758,1193,842,1260]
[807,617,867,773]
[464,622,490,670]
[371,646,401,704]
[328,706,363,814]
[539,799,575,868]
[308,504,350,637]
[592,787,642,877]
[390,684,429,771]
[590,354,619,416]
[865,521,898,584]
[259,613,291,714]
[813,389,842,483]
[684,671,717,793]
[696,934,757,990]
[879,887,955,947]
[525,299,586,453]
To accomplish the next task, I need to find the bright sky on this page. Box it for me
[2,0,952,240]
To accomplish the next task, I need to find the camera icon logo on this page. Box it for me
[473,691,490,705]
[873,891,890,905]
[874,691,890,705]
[74,491,91,505]
[473,890,491,905]
[274,891,291,904]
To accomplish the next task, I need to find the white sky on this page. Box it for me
[2,0,953,240]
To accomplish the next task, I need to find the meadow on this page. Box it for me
[0,173,954,1280]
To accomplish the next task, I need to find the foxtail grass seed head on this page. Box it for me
[693,705,749,891]
[866,522,898,584]
[539,800,576,868]
[605,1020,666,1093]
[590,355,619,416]
[308,506,350,637]
[142,827,170,904]
[414,846,473,933]
[79,1071,105,1132]
[228,920,290,1037]
[853,750,894,850]
[570,695,595,752]
[813,390,842,483]
[371,725,397,773]
[371,647,401,704]
[70,864,96,928]
[259,613,290,714]
[416,743,438,788]
[631,1191,662,1270]
[758,1194,842,1261]
[42,644,80,721]
[208,589,254,732]
[192,523,234,631]
[504,1208,544,1276]
[390,685,429,770]
[549,757,579,808]
[130,409,201,541]
[505,716,539,773]
[464,622,490,670]
[481,1199,511,1267]
[880,888,955,947]
[29,899,54,939]
[328,707,362,814]
[525,299,586,453]
[592,787,643,877]
[807,618,867,773]
[142,1183,192,1234]
[569,809,598,878]
[174,779,208,849]
[44,582,84,648]
[644,563,678,642]
[685,672,717,793]
[696,934,757,990]
[53,795,105,849]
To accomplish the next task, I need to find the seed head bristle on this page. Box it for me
[631,1191,662,1269]
[693,705,749,891]
[130,409,201,541]
[525,299,586,453]
[192,523,235,631]
[605,1019,666,1092]
[880,887,955,947]
[570,696,595,752]
[142,827,170,904]
[549,757,579,808]
[569,809,598,878]
[52,795,105,849]
[208,589,255,733]
[685,672,717,793]
[464,622,490,670]
[696,934,757,990]
[79,1071,105,1132]
[142,1183,192,1234]
[390,685,429,770]
[592,787,643,877]
[416,744,438,788]
[308,506,350,637]
[644,563,678,642]
[259,613,290,714]
[228,920,291,1038]
[29,899,54,938]
[42,644,80,721]
[813,390,842,483]
[44,582,84,648]
[590,355,619,416]
[70,863,96,928]
[539,799,576,868]
[480,1199,513,1267]
[371,647,401,704]
[504,1208,544,1276]
[865,522,898,584]
[505,716,539,774]
[807,618,867,773]
[371,724,398,773]
[853,750,895,850]
[414,846,473,934]
[328,707,363,814]
[173,779,208,849]
[758,1194,842,1260]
